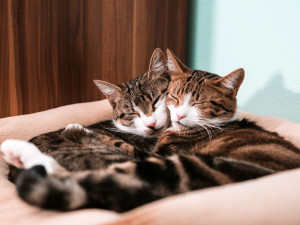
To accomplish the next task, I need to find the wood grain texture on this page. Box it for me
[133,0,188,77]
[0,0,10,117]
[0,0,188,118]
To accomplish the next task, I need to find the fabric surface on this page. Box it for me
[110,168,300,225]
[0,100,299,225]
[0,100,113,145]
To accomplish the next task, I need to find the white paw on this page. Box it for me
[0,139,55,174]
[65,123,92,133]
[65,123,84,130]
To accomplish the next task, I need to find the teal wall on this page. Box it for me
[187,0,300,122]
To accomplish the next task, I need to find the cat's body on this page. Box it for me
[30,120,158,172]
[156,118,300,172]
[1,49,300,213]
[14,116,298,212]
[7,121,157,181]
[7,48,169,181]
[156,65,300,172]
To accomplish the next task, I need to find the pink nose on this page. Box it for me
[146,121,156,128]
[177,114,186,121]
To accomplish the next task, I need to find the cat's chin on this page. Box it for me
[144,126,166,137]
[171,122,190,132]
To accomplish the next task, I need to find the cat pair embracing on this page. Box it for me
[1,48,300,212]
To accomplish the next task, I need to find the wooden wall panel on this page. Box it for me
[133,0,188,77]
[1,0,188,118]
[0,0,10,117]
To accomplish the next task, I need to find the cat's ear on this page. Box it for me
[148,48,167,76]
[166,49,190,75]
[214,68,245,96]
[93,80,122,107]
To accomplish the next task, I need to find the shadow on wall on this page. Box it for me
[239,74,300,123]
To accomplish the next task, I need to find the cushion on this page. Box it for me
[0,100,299,224]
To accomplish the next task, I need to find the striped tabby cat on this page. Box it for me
[2,49,300,213]
[3,48,170,179]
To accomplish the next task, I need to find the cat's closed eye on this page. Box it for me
[191,101,204,106]
[94,48,170,137]
[152,97,160,110]
[168,94,180,105]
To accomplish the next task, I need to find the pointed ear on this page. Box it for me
[214,68,245,96]
[148,48,167,75]
[93,80,122,107]
[166,49,190,75]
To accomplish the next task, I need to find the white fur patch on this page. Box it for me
[0,139,57,174]
[153,96,168,130]
[65,123,92,133]
[168,94,199,130]
[65,123,84,130]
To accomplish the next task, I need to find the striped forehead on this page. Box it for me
[177,70,221,94]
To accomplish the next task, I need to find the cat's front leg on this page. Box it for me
[0,139,65,174]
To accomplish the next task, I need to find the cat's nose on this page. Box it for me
[176,114,186,121]
[146,121,156,128]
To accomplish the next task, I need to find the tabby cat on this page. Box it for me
[3,48,170,178]
[2,49,300,213]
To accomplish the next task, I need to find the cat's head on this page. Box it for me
[166,49,244,131]
[94,48,170,137]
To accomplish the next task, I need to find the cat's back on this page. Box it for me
[157,119,300,171]
[29,120,157,171]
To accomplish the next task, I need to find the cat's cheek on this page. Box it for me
[113,121,131,133]
[132,117,148,136]
[184,107,201,126]
[167,105,178,123]
[153,101,168,129]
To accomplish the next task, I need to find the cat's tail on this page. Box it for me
[15,155,273,212]
[16,164,162,212]
[16,165,87,210]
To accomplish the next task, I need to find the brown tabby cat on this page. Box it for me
[2,49,300,213]
[156,50,300,172]
[4,48,170,181]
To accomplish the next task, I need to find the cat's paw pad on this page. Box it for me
[65,123,92,133]
[0,139,55,173]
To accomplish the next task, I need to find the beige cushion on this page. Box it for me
[0,100,299,225]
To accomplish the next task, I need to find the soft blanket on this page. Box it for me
[0,100,299,225]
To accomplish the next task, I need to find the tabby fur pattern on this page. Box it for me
[2,49,300,213]
[8,48,169,181]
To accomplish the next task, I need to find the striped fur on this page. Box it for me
[16,153,273,212]
[8,48,169,180]
[10,49,300,212]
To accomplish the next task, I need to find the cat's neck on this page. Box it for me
[164,119,242,140]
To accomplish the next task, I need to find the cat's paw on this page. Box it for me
[65,123,84,130]
[65,123,92,133]
[0,139,55,173]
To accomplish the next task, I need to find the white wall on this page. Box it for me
[187,0,300,122]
